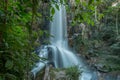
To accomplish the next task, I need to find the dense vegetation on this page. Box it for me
[0,0,119,80]
[0,0,48,80]
[68,0,120,72]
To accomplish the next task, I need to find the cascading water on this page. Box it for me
[50,4,80,68]
[49,1,98,80]
[50,3,79,67]
[31,0,98,80]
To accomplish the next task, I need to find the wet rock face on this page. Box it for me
[97,71,120,80]
[52,71,67,80]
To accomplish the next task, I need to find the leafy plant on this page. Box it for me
[65,66,81,80]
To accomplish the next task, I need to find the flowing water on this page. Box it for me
[31,1,98,80]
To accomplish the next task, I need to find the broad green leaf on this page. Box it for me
[51,7,55,15]
[55,4,59,10]
[37,13,42,17]
[39,30,44,36]
[5,60,13,70]
[89,5,95,11]
[76,0,80,3]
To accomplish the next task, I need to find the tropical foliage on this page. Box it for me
[0,0,45,80]
[69,0,120,72]
[0,0,120,80]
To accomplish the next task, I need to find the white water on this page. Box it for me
[50,4,80,68]
[50,2,98,80]
[31,1,98,80]
[31,46,48,77]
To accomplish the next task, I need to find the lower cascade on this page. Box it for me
[31,1,98,80]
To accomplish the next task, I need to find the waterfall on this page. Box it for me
[31,1,98,80]
[49,2,98,80]
[50,4,80,68]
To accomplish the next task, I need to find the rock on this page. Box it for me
[53,71,66,79]
[97,71,120,80]
[94,64,109,73]
[117,75,120,80]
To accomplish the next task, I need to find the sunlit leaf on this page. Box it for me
[51,7,55,15]
[55,4,59,10]
[76,0,80,3]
